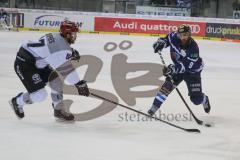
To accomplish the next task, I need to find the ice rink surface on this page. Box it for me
[0,31,240,160]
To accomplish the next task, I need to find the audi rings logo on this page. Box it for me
[187,24,201,33]
[171,24,201,33]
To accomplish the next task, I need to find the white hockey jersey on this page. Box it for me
[21,32,80,84]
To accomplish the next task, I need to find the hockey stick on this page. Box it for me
[157,51,211,127]
[90,92,200,133]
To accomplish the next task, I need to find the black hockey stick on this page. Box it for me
[157,51,211,127]
[90,92,200,133]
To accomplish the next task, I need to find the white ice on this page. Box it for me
[0,31,240,160]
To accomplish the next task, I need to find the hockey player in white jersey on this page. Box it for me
[9,20,89,121]
[0,8,9,30]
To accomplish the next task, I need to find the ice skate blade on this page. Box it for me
[55,118,75,123]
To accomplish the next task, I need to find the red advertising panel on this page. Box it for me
[95,17,206,36]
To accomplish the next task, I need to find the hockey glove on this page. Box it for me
[71,49,81,61]
[175,62,185,74]
[153,38,166,53]
[75,80,90,97]
[163,63,185,77]
[163,64,175,77]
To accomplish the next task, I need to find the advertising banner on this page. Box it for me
[136,6,191,17]
[94,17,206,36]
[23,12,94,31]
[206,23,240,39]
[16,9,239,42]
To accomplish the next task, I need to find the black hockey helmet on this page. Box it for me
[177,24,191,34]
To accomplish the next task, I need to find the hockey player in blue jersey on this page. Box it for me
[148,24,211,116]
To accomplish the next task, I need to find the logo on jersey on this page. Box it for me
[16,65,24,80]
[32,74,42,84]
[66,53,72,60]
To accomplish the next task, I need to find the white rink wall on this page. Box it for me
[8,8,240,42]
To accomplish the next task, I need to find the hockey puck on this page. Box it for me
[204,123,211,127]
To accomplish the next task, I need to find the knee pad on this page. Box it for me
[30,88,48,103]
[190,95,204,105]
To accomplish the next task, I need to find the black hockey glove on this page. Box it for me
[163,64,175,77]
[75,80,90,97]
[71,48,81,61]
[153,39,166,53]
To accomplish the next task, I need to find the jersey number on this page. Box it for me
[188,62,194,69]
[27,39,45,47]
[46,33,55,44]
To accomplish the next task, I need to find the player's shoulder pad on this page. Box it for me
[169,32,177,38]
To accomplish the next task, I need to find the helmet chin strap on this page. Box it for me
[63,33,76,44]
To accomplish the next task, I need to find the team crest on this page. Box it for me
[66,53,72,60]
[32,73,42,84]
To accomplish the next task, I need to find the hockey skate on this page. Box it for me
[203,95,211,113]
[147,105,160,116]
[52,102,74,121]
[9,93,24,119]
[54,109,75,121]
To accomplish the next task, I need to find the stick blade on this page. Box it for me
[185,128,201,133]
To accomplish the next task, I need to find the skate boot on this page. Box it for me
[9,93,24,119]
[147,105,160,116]
[52,103,74,121]
[54,109,75,121]
[203,95,211,113]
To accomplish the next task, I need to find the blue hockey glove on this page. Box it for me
[153,39,166,53]
[71,48,81,61]
[163,64,175,77]
[163,63,185,77]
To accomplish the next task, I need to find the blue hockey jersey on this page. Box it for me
[161,32,204,74]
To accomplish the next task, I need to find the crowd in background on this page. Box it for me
[0,0,193,10]
[232,0,240,10]
[151,0,192,8]
[0,0,239,19]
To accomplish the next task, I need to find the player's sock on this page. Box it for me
[148,93,167,116]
